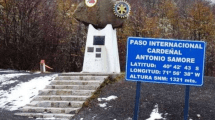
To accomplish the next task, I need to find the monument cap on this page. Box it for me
[73,0,131,28]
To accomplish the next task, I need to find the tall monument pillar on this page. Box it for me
[73,0,131,73]
[82,24,120,73]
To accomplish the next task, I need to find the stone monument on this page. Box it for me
[73,0,131,73]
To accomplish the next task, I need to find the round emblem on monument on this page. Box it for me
[85,0,97,7]
[113,1,131,18]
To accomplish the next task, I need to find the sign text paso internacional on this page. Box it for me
[126,37,206,86]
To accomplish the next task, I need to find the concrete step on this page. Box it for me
[59,73,115,76]
[14,113,74,120]
[50,80,103,85]
[21,106,80,114]
[33,95,90,101]
[39,89,95,96]
[55,76,107,80]
[45,85,99,90]
[14,73,109,120]
[28,101,84,108]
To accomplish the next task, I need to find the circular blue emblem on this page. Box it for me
[114,1,131,18]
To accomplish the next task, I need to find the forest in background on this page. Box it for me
[0,0,215,76]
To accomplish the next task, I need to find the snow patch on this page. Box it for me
[36,117,61,120]
[98,95,117,109]
[0,69,19,73]
[125,117,132,120]
[33,72,41,74]
[0,74,57,111]
[146,104,166,120]
[0,90,4,95]
[1,80,18,86]
[98,103,107,108]
[0,73,30,83]
[92,115,97,120]
[197,114,201,117]
[36,117,55,119]
[98,95,118,101]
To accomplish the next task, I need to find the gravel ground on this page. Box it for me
[72,76,215,120]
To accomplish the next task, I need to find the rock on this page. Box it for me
[73,0,126,28]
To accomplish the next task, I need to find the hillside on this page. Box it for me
[72,75,215,120]
[0,0,215,75]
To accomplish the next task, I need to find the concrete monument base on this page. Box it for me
[82,24,120,73]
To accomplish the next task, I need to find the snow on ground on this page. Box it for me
[33,72,41,74]
[0,70,170,120]
[36,117,60,120]
[98,95,118,110]
[97,95,118,102]
[125,117,132,120]
[1,80,18,86]
[146,104,167,120]
[197,114,201,117]
[98,103,107,108]
[0,73,30,84]
[0,74,57,111]
[0,69,20,73]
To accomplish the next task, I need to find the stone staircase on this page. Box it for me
[15,73,109,120]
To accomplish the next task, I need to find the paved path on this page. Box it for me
[0,70,57,120]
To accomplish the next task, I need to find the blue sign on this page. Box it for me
[126,37,206,86]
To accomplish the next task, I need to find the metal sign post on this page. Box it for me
[133,81,141,120]
[184,86,190,120]
[125,37,206,120]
